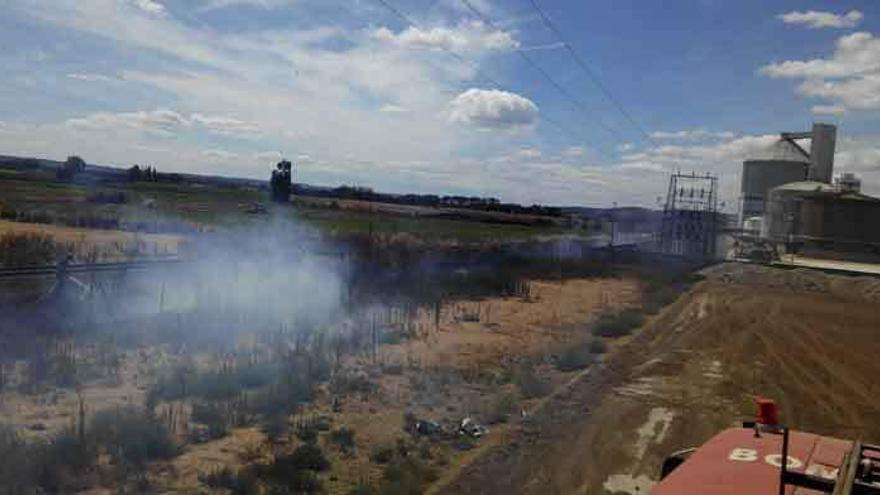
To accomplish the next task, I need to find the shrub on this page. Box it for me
[262,414,289,444]
[0,232,59,267]
[89,406,176,467]
[0,424,97,494]
[0,424,40,492]
[150,362,286,403]
[47,429,94,473]
[330,373,375,396]
[348,483,377,495]
[380,330,405,345]
[190,402,228,440]
[378,457,438,495]
[295,424,318,444]
[484,390,519,424]
[513,366,551,399]
[556,345,595,372]
[257,443,329,493]
[199,467,259,495]
[371,445,395,464]
[249,377,314,418]
[593,309,645,338]
[452,435,476,451]
[330,427,356,454]
[589,339,607,354]
[381,362,404,375]
[277,469,322,493]
[286,443,330,472]
[245,443,331,493]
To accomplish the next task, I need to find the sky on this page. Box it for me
[1,0,879,209]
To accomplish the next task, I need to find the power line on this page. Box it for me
[369,0,610,154]
[458,0,626,147]
[372,0,504,89]
[526,0,657,147]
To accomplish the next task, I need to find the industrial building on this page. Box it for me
[739,123,836,222]
[739,123,880,257]
[765,180,880,254]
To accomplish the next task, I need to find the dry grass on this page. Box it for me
[0,220,183,262]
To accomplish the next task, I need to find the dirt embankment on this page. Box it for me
[443,263,880,495]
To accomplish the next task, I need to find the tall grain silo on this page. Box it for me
[739,123,836,224]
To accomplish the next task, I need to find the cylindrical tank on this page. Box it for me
[765,181,880,249]
[740,160,808,219]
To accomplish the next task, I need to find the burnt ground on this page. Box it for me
[439,263,880,495]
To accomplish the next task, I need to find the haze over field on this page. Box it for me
[2,0,879,207]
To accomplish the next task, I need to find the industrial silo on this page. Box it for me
[739,123,837,223]
[740,140,809,221]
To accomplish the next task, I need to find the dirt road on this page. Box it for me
[442,263,880,494]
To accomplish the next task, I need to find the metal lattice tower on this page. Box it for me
[660,172,720,258]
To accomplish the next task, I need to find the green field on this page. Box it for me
[0,170,566,243]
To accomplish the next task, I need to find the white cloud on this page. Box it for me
[778,10,862,29]
[797,73,880,111]
[515,148,542,159]
[379,104,408,114]
[760,32,880,112]
[811,104,848,115]
[6,0,478,182]
[254,151,284,163]
[836,139,880,174]
[760,32,880,79]
[203,149,240,160]
[519,42,566,52]
[65,109,188,133]
[650,129,735,140]
[372,21,518,53]
[130,0,167,16]
[560,146,586,158]
[190,113,259,135]
[197,0,297,12]
[620,133,782,208]
[448,88,538,130]
[64,109,259,137]
[66,73,117,83]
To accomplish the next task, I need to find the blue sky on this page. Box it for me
[1,0,879,207]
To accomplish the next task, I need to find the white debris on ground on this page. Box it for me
[703,359,724,380]
[634,407,675,459]
[603,473,656,494]
[602,407,674,495]
[615,376,666,399]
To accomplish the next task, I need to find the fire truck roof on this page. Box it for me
[652,427,852,495]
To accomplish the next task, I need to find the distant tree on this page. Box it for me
[56,155,87,182]
[66,156,86,172]
[270,160,293,203]
[127,165,142,182]
[128,165,160,182]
